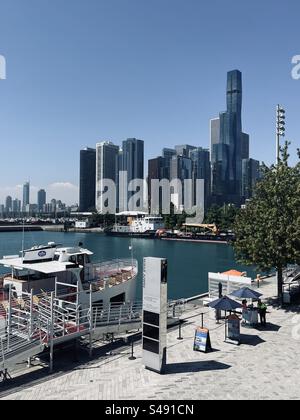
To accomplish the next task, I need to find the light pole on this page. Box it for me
[275,105,286,305]
[276,105,286,164]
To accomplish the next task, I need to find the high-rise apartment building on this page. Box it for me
[96,141,119,213]
[23,182,30,211]
[5,196,12,214]
[79,147,96,212]
[190,148,211,208]
[242,158,260,199]
[37,189,46,212]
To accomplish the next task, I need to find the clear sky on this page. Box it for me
[0,0,299,204]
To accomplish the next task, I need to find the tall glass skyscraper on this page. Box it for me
[37,189,46,212]
[96,141,119,213]
[23,182,30,211]
[79,147,96,212]
[211,70,249,205]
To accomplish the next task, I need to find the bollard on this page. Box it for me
[128,340,136,361]
[177,320,183,340]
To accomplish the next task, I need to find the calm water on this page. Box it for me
[0,231,256,300]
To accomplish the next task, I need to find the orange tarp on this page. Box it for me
[222,269,244,277]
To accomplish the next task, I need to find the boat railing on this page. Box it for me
[86,259,138,291]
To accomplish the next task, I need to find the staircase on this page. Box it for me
[0,288,185,379]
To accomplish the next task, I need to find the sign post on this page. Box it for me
[226,314,241,345]
[193,327,212,353]
[142,257,168,374]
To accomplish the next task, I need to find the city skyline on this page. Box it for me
[0,0,299,205]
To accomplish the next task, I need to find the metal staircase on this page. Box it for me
[0,284,185,380]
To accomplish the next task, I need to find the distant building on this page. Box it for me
[190,148,211,208]
[96,141,119,213]
[242,158,260,199]
[5,196,12,214]
[211,143,230,198]
[162,148,176,180]
[175,144,197,157]
[23,182,30,211]
[210,118,220,162]
[241,133,250,160]
[119,138,144,211]
[148,156,167,212]
[79,147,96,212]
[37,189,46,212]
[170,155,192,210]
[211,70,249,205]
[121,138,144,181]
[12,199,21,215]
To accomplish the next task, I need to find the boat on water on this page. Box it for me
[105,211,165,238]
[0,242,138,310]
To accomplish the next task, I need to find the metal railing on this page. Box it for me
[0,278,188,377]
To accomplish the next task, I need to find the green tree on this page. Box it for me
[233,142,300,304]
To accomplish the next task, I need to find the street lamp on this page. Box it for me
[276,105,286,164]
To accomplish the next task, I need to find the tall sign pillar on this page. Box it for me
[142,257,168,374]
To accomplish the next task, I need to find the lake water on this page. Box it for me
[0,231,256,300]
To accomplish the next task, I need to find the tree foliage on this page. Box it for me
[233,142,300,301]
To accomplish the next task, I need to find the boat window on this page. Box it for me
[85,254,91,264]
[77,254,85,266]
[53,254,60,261]
[69,256,77,264]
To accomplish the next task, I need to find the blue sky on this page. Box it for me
[0,0,299,204]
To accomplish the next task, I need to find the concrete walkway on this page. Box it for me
[1,277,300,400]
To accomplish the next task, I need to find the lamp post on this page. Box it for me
[275,105,286,304]
[276,105,286,164]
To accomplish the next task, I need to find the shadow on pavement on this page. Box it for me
[255,323,281,332]
[165,360,231,374]
[240,334,265,346]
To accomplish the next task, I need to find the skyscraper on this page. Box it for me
[162,148,176,180]
[190,148,211,208]
[175,145,197,158]
[79,147,96,212]
[121,138,144,182]
[170,155,193,210]
[96,141,119,213]
[242,158,260,199]
[241,133,250,160]
[12,199,21,215]
[119,138,144,211]
[23,182,30,211]
[148,156,167,212]
[211,70,249,205]
[5,196,12,214]
[210,118,220,162]
[37,189,46,212]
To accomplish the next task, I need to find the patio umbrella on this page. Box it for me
[231,287,262,300]
[208,296,243,311]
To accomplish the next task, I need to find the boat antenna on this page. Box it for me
[129,236,134,275]
[21,217,25,262]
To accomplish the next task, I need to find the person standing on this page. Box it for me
[257,299,267,326]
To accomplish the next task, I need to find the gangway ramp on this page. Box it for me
[0,284,185,379]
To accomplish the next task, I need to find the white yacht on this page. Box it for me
[0,242,138,310]
[106,212,165,238]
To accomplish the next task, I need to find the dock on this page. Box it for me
[1,276,300,400]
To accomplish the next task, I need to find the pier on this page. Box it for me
[1,276,300,400]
